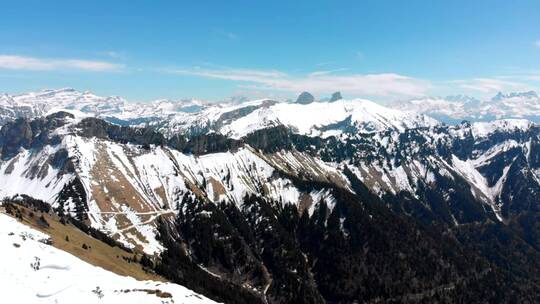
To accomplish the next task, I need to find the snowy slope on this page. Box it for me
[0,145,73,202]
[159,98,438,139]
[470,119,534,138]
[0,212,218,304]
[220,98,437,138]
[338,117,540,223]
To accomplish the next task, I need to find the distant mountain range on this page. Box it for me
[2,88,540,128]
[0,88,437,137]
[0,88,209,125]
[391,91,540,124]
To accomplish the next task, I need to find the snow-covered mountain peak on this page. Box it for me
[180,97,440,139]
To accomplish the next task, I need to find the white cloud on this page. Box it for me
[168,67,431,98]
[308,68,349,77]
[0,55,122,71]
[455,78,533,94]
[536,40,540,48]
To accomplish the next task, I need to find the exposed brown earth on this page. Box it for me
[208,177,227,201]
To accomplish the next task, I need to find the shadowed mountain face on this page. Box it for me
[0,94,539,303]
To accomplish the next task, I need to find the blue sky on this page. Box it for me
[0,0,539,102]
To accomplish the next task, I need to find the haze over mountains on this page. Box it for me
[393,91,540,124]
[1,87,540,302]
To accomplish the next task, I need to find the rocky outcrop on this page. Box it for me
[0,112,72,159]
[295,92,315,104]
[329,91,342,102]
[76,117,167,147]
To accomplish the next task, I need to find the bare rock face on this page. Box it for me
[296,91,315,104]
[0,111,73,159]
[329,91,342,102]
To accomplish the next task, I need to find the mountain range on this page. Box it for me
[392,91,540,124]
[1,88,539,303]
[3,87,540,124]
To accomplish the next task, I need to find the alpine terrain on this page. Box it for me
[0,88,539,303]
